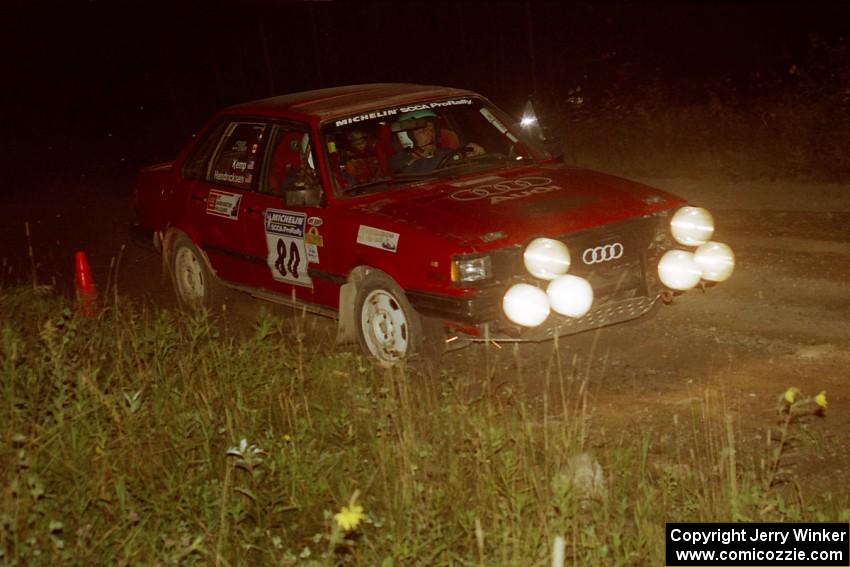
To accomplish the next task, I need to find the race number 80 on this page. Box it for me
[274,238,300,278]
[266,235,311,286]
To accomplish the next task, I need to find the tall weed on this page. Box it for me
[0,286,846,565]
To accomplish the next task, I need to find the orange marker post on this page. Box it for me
[74,250,99,317]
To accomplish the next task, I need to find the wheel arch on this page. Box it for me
[162,227,216,280]
[335,265,381,345]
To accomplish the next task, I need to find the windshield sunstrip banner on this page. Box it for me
[333,99,474,127]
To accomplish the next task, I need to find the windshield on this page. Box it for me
[321,97,548,197]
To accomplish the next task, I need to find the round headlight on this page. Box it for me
[503,284,550,327]
[694,241,735,282]
[547,275,594,318]
[523,237,570,280]
[671,206,714,246]
[658,250,702,290]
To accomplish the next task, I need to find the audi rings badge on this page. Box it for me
[582,243,624,265]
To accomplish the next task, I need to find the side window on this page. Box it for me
[207,122,267,190]
[182,122,227,181]
[261,124,322,206]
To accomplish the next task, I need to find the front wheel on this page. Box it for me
[169,233,219,309]
[355,272,432,366]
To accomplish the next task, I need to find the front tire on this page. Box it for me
[169,233,219,309]
[354,272,426,366]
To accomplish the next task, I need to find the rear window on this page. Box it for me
[207,122,267,190]
[181,122,227,181]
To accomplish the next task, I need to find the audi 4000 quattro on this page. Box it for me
[133,83,734,364]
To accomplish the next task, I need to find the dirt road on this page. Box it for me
[447,177,850,498]
[4,173,848,498]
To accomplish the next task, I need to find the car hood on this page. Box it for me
[351,163,686,250]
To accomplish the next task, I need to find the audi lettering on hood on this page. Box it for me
[450,176,562,205]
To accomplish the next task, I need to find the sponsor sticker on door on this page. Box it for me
[264,209,312,287]
[206,189,242,219]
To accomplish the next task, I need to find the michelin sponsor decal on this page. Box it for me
[334,99,473,127]
[266,210,305,237]
[357,225,399,253]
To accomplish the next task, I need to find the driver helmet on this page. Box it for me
[395,108,439,149]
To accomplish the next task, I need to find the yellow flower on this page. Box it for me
[815,391,827,409]
[784,388,799,404]
[334,504,365,531]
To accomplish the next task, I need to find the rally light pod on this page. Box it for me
[658,250,702,291]
[523,238,570,280]
[503,284,551,327]
[694,241,735,282]
[547,275,594,318]
[671,206,715,246]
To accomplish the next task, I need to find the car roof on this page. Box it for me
[224,83,479,122]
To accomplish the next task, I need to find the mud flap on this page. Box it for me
[335,281,357,345]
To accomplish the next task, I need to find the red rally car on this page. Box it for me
[133,83,735,365]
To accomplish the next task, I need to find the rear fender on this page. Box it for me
[133,161,175,231]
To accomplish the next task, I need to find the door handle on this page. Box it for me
[246,207,264,215]
[190,193,206,203]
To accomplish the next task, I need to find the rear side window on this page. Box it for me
[207,122,268,190]
[261,124,320,196]
[182,122,227,181]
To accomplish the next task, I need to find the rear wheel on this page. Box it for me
[169,233,219,309]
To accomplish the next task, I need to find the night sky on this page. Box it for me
[5,1,848,181]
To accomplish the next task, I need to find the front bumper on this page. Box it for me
[407,213,671,340]
[408,285,660,341]
[499,293,660,341]
[407,286,504,325]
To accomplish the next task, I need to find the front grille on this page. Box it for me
[467,212,671,336]
[557,215,664,304]
[487,244,523,282]
[486,214,667,299]
[478,213,670,338]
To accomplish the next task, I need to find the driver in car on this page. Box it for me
[390,109,484,174]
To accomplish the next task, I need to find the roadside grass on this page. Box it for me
[1,286,847,565]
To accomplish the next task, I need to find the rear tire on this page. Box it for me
[169,233,220,309]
